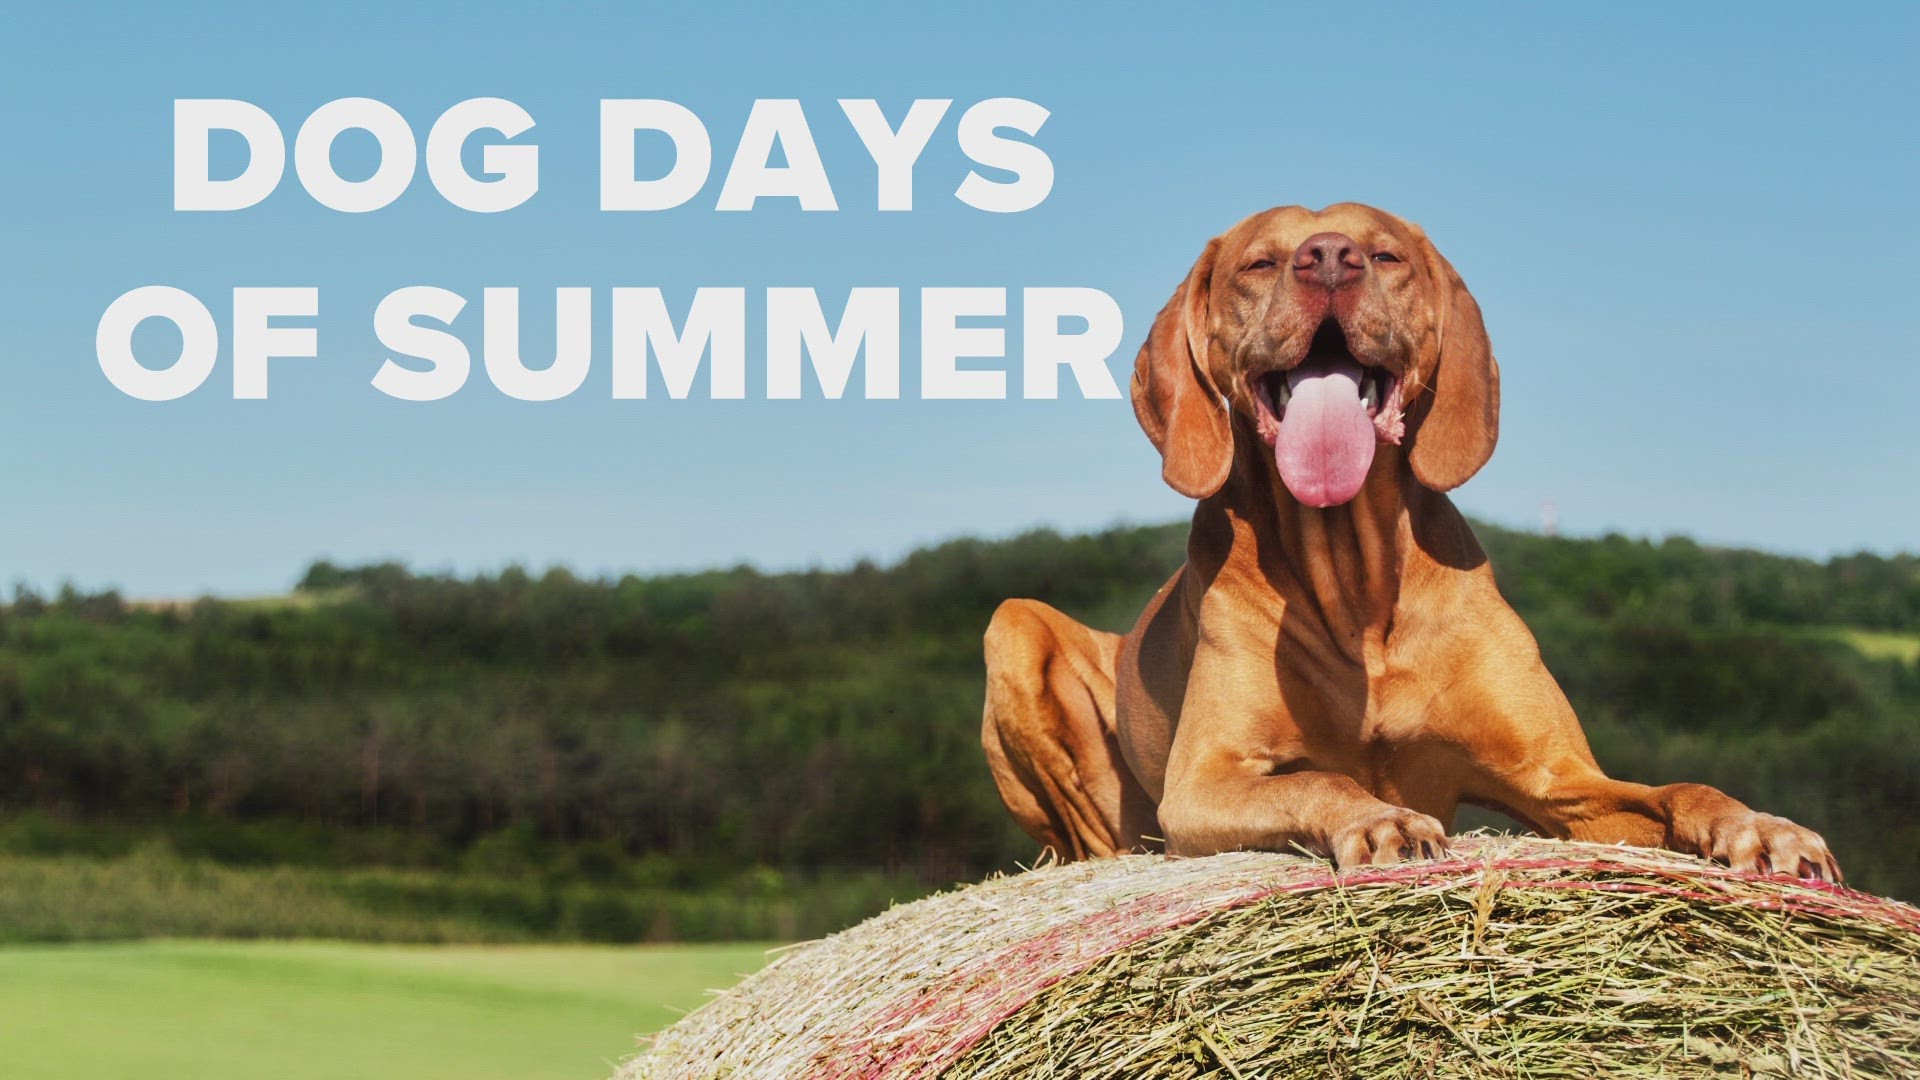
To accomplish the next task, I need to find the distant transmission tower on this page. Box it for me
[1541,499,1560,537]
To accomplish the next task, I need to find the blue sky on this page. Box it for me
[3,2,1915,597]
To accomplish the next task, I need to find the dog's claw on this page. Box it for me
[1701,811,1841,885]
[1331,807,1449,870]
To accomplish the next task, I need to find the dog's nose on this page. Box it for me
[1292,232,1367,290]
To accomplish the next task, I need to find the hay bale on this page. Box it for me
[620,835,1920,1079]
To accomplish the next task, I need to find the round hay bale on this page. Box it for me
[620,836,1920,1079]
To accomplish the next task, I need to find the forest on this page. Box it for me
[0,519,1915,941]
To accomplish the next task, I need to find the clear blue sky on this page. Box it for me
[3,2,1915,597]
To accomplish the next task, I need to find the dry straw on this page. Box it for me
[621,835,1920,1079]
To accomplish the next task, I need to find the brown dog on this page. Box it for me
[981,203,1841,879]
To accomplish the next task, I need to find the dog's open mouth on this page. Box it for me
[1249,319,1406,508]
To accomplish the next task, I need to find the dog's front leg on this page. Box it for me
[1157,743,1449,869]
[1440,644,1844,882]
[1521,772,1844,883]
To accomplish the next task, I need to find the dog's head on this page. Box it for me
[1131,203,1498,506]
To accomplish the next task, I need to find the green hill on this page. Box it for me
[0,519,1915,938]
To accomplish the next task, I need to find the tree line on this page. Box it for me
[1,521,1916,897]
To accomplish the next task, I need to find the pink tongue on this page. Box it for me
[1275,357,1376,507]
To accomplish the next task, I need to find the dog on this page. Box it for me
[981,203,1841,879]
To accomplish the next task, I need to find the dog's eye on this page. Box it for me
[1243,257,1277,272]
[1371,252,1402,264]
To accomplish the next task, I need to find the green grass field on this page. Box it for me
[1821,625,1920,665]
[0,848,922,944]
[0,940,770,1080]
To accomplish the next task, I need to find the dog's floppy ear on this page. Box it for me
[1131,238,1232,499]
[1409,237,1500,492]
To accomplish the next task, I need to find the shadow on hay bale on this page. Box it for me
[620,835,1920,1079]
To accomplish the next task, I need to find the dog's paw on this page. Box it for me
[1330,806,1450,870]
[1702,811,1842,883]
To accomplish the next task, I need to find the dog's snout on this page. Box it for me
[1292,232,1366,290]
